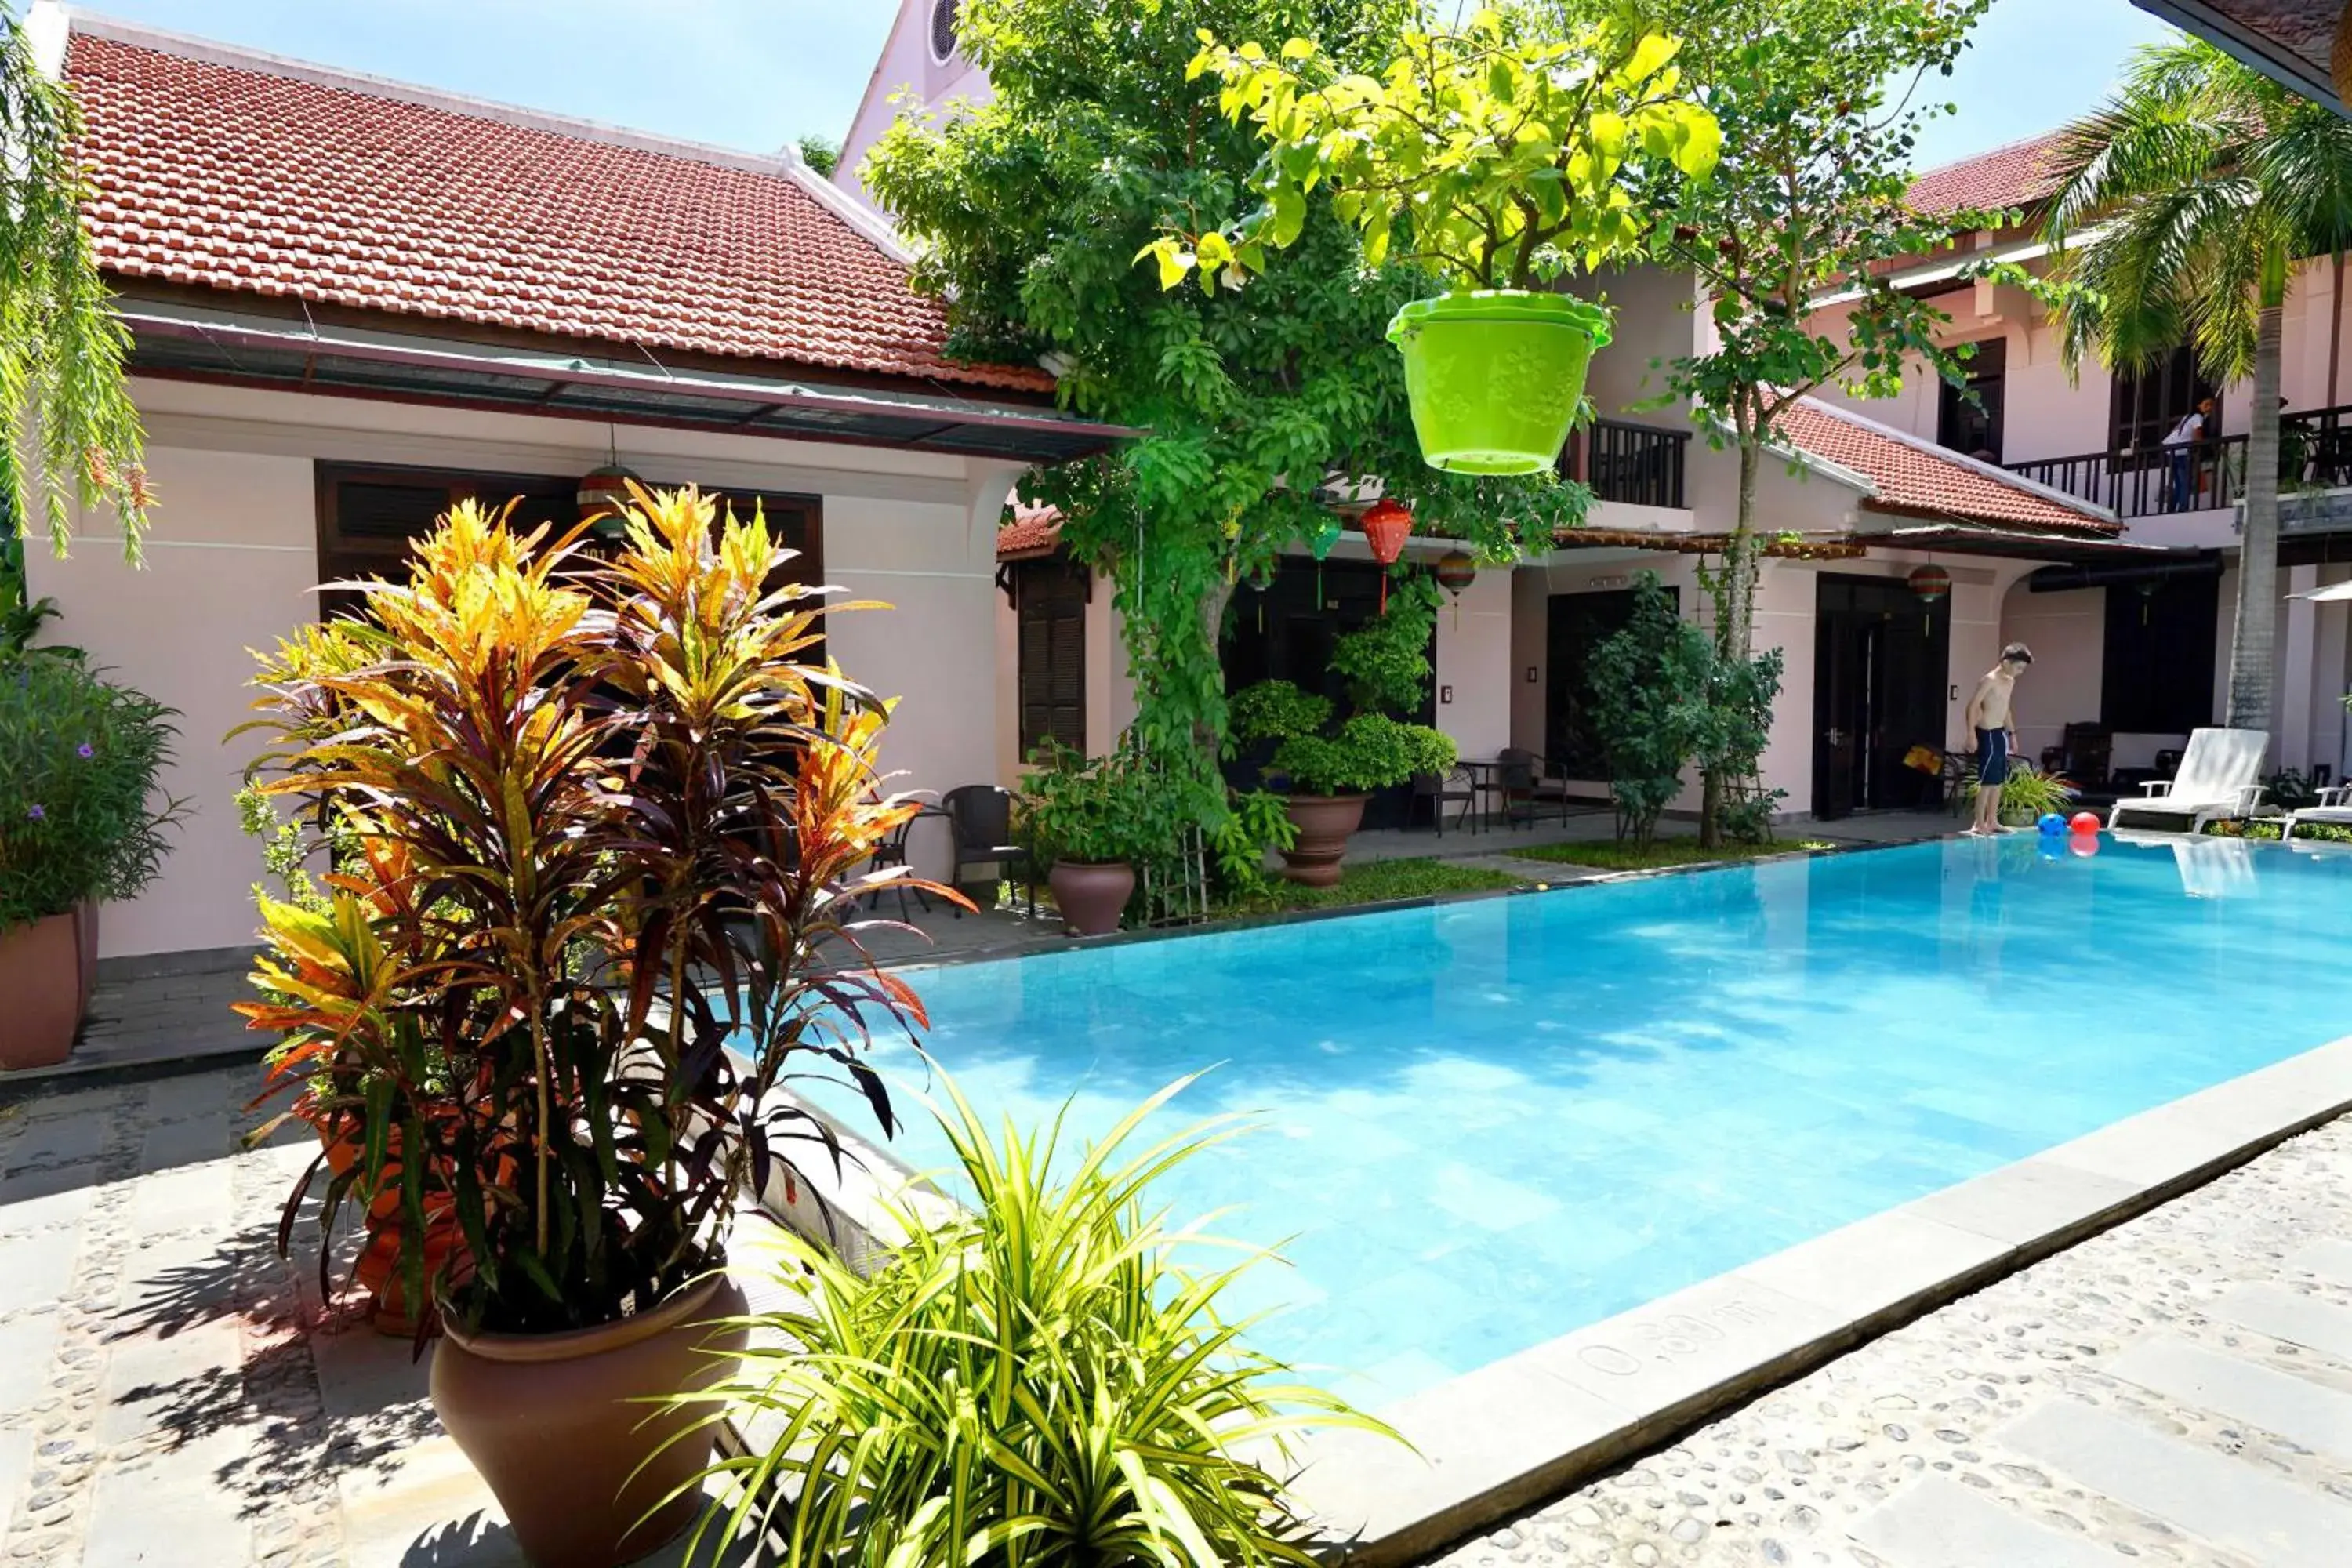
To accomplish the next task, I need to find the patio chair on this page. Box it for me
[940,785,1036,917]
[1497,746,1573,826]
[1411,768,1477,837]
[2106,728,2270,833]
[2280,782,2352,843]
[866,812,930,921]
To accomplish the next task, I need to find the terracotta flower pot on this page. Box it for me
[1280,793,1368,887]
[431,1274,750,1568]
[74,903,99,1017]
[0,914,81,1071]
[1048,859,1134,936]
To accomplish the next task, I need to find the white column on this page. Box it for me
[2281,563,2320,770]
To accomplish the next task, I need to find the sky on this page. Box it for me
[69,0,2177,176]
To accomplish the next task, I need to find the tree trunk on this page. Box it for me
[1698,440,1766,850]
[2227,304,2284,735]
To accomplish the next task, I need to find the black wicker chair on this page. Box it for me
[940,785,1034,917]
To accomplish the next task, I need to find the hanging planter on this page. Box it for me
[1388,292,1613,475]
[1359,497,1412,612]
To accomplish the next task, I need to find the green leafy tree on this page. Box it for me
[1586,573,1710,849]
[1151,4,1719,292]
[2,5,150,559]
[1641,0,2002,844]
[864,0,1592,835]
[2039,38,2352,734]
[793,132,840,176]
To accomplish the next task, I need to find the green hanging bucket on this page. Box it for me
[1386,290,1613,475]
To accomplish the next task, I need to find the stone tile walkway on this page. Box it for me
[1418,1111,2352,1568]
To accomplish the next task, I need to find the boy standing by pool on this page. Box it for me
[1963,644,2033,836]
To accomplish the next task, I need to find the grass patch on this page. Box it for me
[1219,856,1526,916]
[1507,835,1834,872]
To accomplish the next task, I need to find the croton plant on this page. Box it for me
[238,487,954,1338]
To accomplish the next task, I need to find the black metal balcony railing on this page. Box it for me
[2002,401,2352,521]
[1561,418,1690,510]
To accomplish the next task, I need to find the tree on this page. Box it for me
[1588,573,1711,850]
[793,132,840,177]
[1642,0,2005,845]
[862,0,1592,834]
[2,5,149,559]
[2039,38,2352,735]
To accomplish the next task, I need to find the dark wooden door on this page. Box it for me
[1813,574,1950,818]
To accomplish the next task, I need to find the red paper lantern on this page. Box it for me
[1907,563,1951,603]
[1359,498,1413,612]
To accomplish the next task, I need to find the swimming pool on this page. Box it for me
[840,833,2352,1411]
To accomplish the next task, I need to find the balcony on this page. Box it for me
[1562,417,1690,510]
[2002,403,2352,522]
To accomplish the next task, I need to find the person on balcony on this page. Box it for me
[2164,397,2216,512]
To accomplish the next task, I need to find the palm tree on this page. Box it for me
[2040,38,2352,735]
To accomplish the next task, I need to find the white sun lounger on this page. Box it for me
[2106,728,2270,833]
[2281,785,2352,842]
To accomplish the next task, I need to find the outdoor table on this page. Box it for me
[1456,758,1509,832]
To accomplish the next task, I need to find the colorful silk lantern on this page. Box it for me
[1305,514,1345,604]
[1359,497,1413,612]
[1907,563,1951,603]
[1435,548,1476,628]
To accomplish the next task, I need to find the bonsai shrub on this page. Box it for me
[0,651,180,931]
[673,1073,1389,1568]
[1587,576,1710,850]
[239,488,953,1337]
[1228,681,1455,796]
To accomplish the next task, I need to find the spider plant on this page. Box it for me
[1967,760,2079,826]
[667,1072,1395,1568]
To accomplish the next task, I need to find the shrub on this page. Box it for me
[1586,576,1711,850]
[1018,741,1170,867]
[1210,786,1298,904]
[1271,711,1456,796]
[1228,679,1332,748]
[1965,760,2078,826]
[674,1073,1388,1568]
[0,652,180,931]
[238,489,953,1338]
[1327,574,1440,715]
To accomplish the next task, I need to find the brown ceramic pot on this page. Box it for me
[430,1274,750,1568]
[1279,793,1368,887]
[0,914,80,1071]
[1048,859,1134,936]
[73,903,99,1016]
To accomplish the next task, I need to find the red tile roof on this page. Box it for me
[63,27,1051,395]
[1777,398,2118,535]
[1906,132,2067,220]
[996,505,1064,561]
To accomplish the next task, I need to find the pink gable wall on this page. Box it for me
[835,0,993,207]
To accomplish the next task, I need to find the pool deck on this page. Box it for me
[4,1056,2351,1566]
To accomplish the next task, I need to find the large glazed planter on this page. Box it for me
[1049,859,1134,937]
[431,1273,750,1568]
[1387,291,1613,475]
[0,914,80,1070]
[1280,793,1369,887]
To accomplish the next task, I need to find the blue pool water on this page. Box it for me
[832,835,2352,1410]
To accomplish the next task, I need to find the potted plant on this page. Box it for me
[1142,9,1720,473]
[1229,682,1454,886]
[0,651,180,1069]
[238,489,953,1568]
[1018,742,1163,937]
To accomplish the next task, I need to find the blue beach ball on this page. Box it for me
[2037,812,2067,837]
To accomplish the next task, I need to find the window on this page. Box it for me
[1936,336,2005,460]
[2110,346,2218,459]
[1013,561,1087,756]
[2101,570,2219,733]
[929,0,960,62]
[314,462,822,621]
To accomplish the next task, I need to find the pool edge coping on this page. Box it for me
[1288,1032,2352,1565]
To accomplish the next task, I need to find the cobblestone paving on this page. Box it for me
[1420,1114,2352,1568]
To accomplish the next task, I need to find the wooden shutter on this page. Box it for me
[1016,564,1087,756]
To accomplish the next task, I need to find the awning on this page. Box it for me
[114,297,1133,466]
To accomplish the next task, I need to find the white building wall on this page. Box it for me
[1433,568,1512,761]
[27,378,1022,960]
